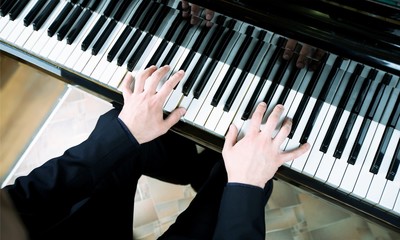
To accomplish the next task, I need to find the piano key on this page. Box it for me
[387,138,400,181]
[57,5,84,41]
[287,53,330,138]
[66,8,93,45]
[241,36,286,121]
[9,0,30,21]
[47,1,73,37]
[81,14,106,51]
[24,0,47,27]
[366,129,399,204]
[1,0,37,41]
[334,68,377,159]
[352,122,386,198]
[348,73,393,165]
[300,55,344,144]
[320,63,364,152]
[24,0,65,51]
[32,0,59,30]
[0,0,16,17]
[370,93,400,174]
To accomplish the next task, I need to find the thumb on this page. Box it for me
[224,124,238,151]
[164,108,186,129]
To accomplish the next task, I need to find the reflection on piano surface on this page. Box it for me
[0,0,399,232]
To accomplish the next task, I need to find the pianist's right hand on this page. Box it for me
[118,65,186,144]
[223,103,310,188]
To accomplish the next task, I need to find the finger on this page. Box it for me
[135,66,157,94]
[297,44,313,68]
[163,107,186,131]
[181,0,190,18]
[224,124,238,152]
[249,102,267,135]
[145,65,170,93]
[191,4,201,25]
[283,39,297,60]
[120,73,134,96]
[281,143,310,163]
[158,70,184,99]
[262,104,284,135]
[205,9,214,27]
[273,118,292,144]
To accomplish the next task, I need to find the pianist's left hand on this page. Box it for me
[118,65,186,144]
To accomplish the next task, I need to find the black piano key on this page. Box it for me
[117,29,141,66]
[299,56,343,144]
[48,2,73,37]
[319,63,364,152]
[211,26,255,107]
[127,0,148,27]
[224,31,269,111]
[192,19,237,98]
[81,15,106,51]
[148,3,170,35]
[348,74,392,164]
[112,0,130,21]
[147,18,190,67]
[287,53,330,138]
[370,127,394,174]
[386,140,400,181]
[262,47,290,108]
[1,0,16,17]
[23,0,47,27]
[370,94,400,173]
[91,19,116,55]
[138,1,158,30]
[9,0,29,21]
[276,53,301,105]
[241,37,287,120]
[87,0,101,11]
[103,0,119,18]
[333,69,377,158]
[66,8,91,44]
[32,0,59,30]
[127,34,153,71]
[56,5,83,41]
[107,25,132,62]
[182,23,227,96]
[77,0,91,8]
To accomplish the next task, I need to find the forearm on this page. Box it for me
[213,183,266,240]
[3,109,140,220]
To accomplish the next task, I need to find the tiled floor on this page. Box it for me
[2,85,399,239]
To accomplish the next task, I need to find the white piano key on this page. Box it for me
[10,20,32,45]
[290,97,318,172]
[380,164,400,210]
[306,105,338,179]
[83,21,126,77]
[352,122,384,198]
[24,2,65,51]
[192,64,230,126]
[64,12,103,68]
[183,61,225,122]
[0,15,10,34]
[215,72,256,136]
[128,35,161,75]
[204,68,242,131]
[366,129,399,204]
[393,191,400,214]
[108,66,127,89]
[1,0,37,40]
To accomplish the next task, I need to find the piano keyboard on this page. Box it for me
[1,0,399,229]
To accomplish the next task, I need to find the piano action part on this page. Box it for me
[1,0,399,232]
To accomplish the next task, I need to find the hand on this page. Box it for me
[118,65,186,144]
[181,0,214,27]
[283,39,326,70]
[222,103,310,188]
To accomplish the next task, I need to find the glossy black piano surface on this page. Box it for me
[1,0,399,232]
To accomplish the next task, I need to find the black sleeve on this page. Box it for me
[3,109,140,226]
[213,183,266,240]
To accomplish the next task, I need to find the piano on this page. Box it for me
[1,0,399,232]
